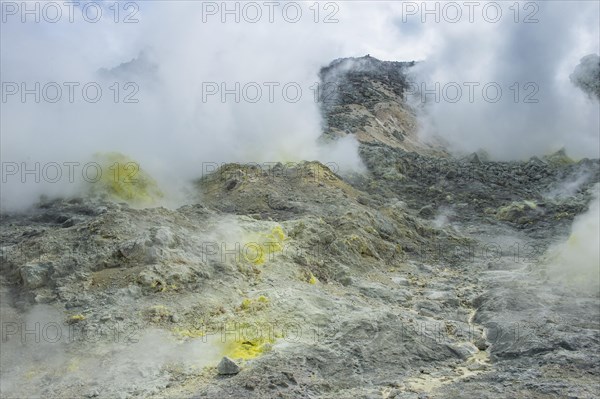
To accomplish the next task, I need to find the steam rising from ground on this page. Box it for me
[2,2,386,211]
[545,185,600,294]
[544,167,595,200]
[1,1,599,210]
[404,1,600,160]
[0,304,223,398]
[0,215,268,397]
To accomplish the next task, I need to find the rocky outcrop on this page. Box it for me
[319,56,447,156]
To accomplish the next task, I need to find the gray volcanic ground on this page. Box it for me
[1,55,599,398]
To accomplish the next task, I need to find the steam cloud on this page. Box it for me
[0,305,224,397]
[403,1,600,160]
[1,1,599,210]
[545,185,600,294]
[570,54,600,100]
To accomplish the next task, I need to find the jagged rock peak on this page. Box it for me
[320,55,416,77]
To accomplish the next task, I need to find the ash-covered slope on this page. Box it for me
[1,56,599,399]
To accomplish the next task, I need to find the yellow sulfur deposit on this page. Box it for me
[66,314,86,324]
[243,226,287,266]
[91,152,164,205]
[221,322,276,360]
[240,298,253,311]
[223,337,273,360]
[269,225,286,242]
[172,327,205,339]
[238,296,270,312]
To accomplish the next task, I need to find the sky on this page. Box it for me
[1,1,599,209]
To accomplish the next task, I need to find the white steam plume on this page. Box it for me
[403,1,600,160]
[1,1,599,210]
[544,185,600,294]
[570,54,600,100]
